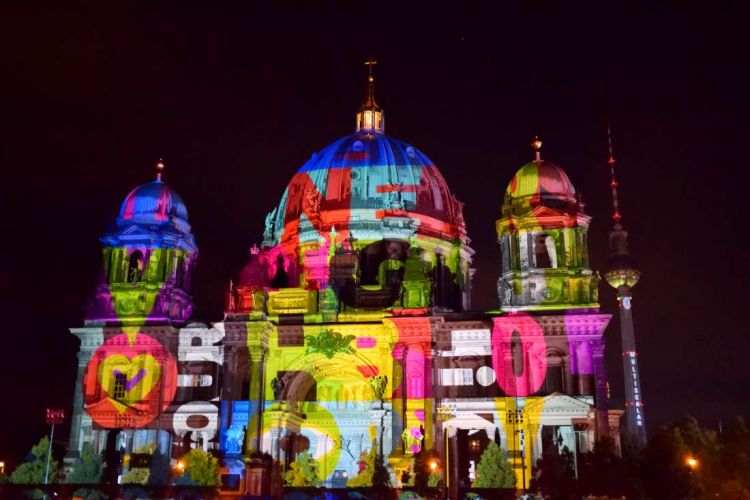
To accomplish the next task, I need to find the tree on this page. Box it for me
[578,437,639,498]
[347,446,376,487]
[530,440,577,500]
[284,452,321,487]
[412,448,439,492]
[64,443,106,500]
[10,436,59,499]
[180,448,220,487]
[371,452,391,489]
[65,443,105,484]
[472,441,516,488]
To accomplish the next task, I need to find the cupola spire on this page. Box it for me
[531,136,543,163]
[156,158,165,182]
[356,58,385,134]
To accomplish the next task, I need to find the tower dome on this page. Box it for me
[506,160,576,201]
[104,160,195,251]
[118,178,189,236]
[496,138,598,312]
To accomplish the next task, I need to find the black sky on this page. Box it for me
[2,2,748,464]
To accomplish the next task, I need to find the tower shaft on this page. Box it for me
[617,286,647,444]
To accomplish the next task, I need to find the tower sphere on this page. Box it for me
[605,253,641,289]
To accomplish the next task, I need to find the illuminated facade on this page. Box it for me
[65,68,627,493]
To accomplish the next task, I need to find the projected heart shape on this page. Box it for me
[99,354,161,410]
[84,332,177,428]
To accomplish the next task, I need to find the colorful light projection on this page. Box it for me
[84,331,178,428]
[497,145,599,312]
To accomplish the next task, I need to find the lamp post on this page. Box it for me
[44,409,64,497]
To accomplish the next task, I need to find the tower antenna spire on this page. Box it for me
[608,125,622,226]
[604,124,647,447]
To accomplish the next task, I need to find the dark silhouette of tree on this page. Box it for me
[529,434,576,500]
[64,443,106,499]
[578,436,639,498]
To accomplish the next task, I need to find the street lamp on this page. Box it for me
[686,456,698,470]
[44,409,64,499]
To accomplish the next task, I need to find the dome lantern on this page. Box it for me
[355,58,384,134]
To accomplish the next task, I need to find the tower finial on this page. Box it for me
[364,57,377,106]
[156,158,165,181]
[531,136,543,163]
[607,126,622,226]
[356,59,384,134]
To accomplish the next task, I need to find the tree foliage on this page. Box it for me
[371,451,391,488]
[11,436,58,485]
[578,436,639,498]
[10,436,58,499]
[411,448,439,492]
[179,448,220,486]
[65,443,105,484]
[471,441,516,488]
[284,452,321,487]
[64,443,107,500]
[530,440,577,500]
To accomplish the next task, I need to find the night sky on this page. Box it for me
[2,3,748,464]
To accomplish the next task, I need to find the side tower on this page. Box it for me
[603,130,647,446]
[497,138,598,311]
[494,139,611,487]
[66,161,201,471]
[86,159,197,324]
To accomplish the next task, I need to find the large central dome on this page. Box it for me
[268,130,464,249]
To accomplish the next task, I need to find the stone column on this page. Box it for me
[66,348,92,462]
[247,348,268,454]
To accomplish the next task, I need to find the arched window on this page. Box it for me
[175,255,185,288]
[543,350,565,394]
[533,233,557,269]
[127,251,144,283]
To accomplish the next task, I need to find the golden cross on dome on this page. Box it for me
[364,58,377,81]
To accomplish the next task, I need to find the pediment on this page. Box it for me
[525,393,594,416]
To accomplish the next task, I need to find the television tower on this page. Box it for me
[603,128,647,446]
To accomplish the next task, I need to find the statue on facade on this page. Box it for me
[263,207,277,240]
[452,196,465,228]
[368,375,388,403]
[271,376,286,401]
[303,188,321,215]
[224,423,246,454]
[386,182,404,210]
[401,426,424,454]
[498,277,513,305]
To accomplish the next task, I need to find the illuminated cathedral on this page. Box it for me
[65,64,642,495]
